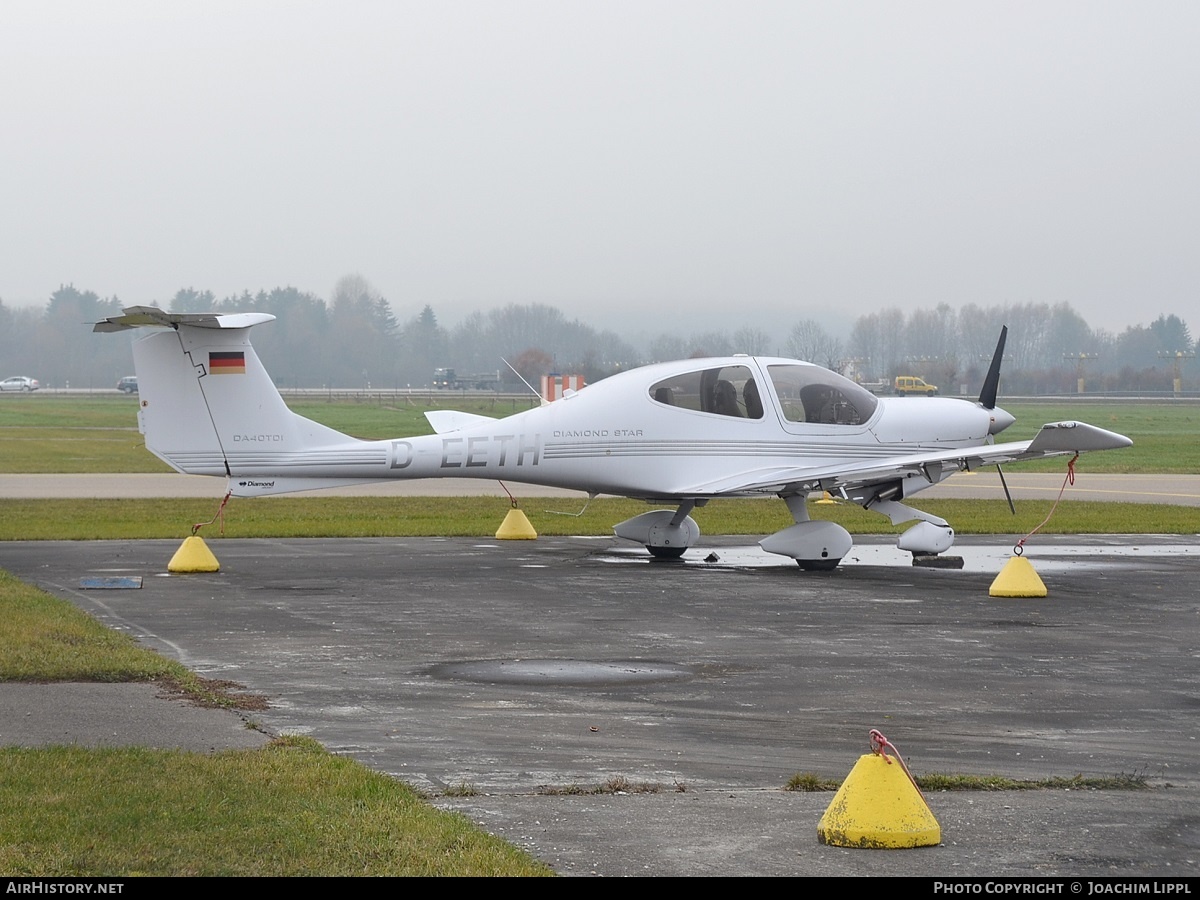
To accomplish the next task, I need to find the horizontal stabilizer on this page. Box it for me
[424,410,498,434]
[93,306,276,332]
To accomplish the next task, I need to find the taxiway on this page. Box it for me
[1,534,1197,876]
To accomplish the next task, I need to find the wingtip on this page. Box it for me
[1029,421,1133,453]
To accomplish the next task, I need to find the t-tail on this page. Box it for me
[94,307,370,494]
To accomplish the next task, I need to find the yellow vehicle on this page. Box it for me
[893,375,938,396]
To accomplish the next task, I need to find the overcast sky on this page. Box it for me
[2,1,1197,336]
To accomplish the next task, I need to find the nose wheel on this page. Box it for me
[647,545,688,559]
[796,555,842,572]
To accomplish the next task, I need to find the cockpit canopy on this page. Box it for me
[648,361,878,426]
[649,364,764,419]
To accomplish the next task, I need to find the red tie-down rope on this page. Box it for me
[192,490,233,536]
[1013,453,1078,557]
[870,728,926,802]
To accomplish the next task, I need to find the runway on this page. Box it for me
[2,534,1198,876]
[3,471,1200,505]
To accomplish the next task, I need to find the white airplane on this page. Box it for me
[96,307,1131,570]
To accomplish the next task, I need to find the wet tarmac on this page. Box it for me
[1,534,1198,877]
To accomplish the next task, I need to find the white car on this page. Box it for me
[0,376,39,392]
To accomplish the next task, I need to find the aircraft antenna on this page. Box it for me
[502,357,544,404]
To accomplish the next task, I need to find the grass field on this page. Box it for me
[1,394,1197,474]
[993,400,1199,473]
[0,737,552,876]
[0,394,541,473]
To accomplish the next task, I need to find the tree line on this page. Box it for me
[0,278,638,391]
[0,279,1194,393]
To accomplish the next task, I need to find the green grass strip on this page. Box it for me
[0,569,185,682]
[1,496,1196,541]
[0,736,552,876]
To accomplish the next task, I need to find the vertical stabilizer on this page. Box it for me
[131,320,350,476]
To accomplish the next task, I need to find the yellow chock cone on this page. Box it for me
[818,753,941,849]
[815,491,838,505]
[989,555,1047,598]
[495,508,537,540]
[168,535,220,573]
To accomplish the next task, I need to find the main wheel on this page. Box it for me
[647,545,686,559]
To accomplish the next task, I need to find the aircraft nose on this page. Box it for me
[988,406,1016,435]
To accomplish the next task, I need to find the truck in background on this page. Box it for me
[432,368,502,390]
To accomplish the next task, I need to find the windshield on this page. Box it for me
[766,364,878,425]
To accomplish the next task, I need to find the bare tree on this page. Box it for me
[730,327,773,355]
[786,319,843,370]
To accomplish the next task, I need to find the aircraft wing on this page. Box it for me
[679,420,1132,497]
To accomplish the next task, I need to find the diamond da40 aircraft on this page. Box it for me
[96,307,1131,570]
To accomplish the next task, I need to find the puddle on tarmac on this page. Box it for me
[429,659,692,685]
[595,540,1199,574]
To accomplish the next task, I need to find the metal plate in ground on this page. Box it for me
[79,576,143,589]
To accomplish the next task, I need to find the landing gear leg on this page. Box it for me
[868,499,957,556]
[759,495,853,570]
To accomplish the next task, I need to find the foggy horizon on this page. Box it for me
[3,2,1198,338]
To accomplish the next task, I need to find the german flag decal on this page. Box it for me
[209,351,246,375]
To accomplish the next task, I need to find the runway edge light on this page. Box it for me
[168,535,220,573]
[989,555,1047,598]
[496,508,537,540]
[817,732,941,849]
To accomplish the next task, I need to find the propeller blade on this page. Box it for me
[996,463,1016,515]
[978,325,1008,410]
